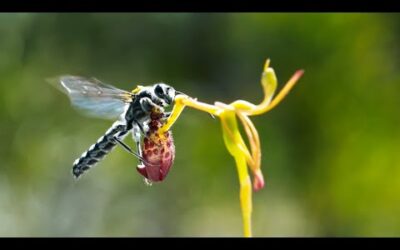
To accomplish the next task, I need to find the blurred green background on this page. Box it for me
[0,13,399,237]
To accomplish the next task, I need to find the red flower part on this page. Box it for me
[253,169,265,191]
[136,112,175,182]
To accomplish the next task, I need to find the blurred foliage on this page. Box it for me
[0,13,399,236]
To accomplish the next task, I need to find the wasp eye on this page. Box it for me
[155,85,164,97]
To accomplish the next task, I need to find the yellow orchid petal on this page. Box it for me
[242,61,278,116]
[219,110,246,157]
[230,100,258,113]
[220,110,252,237]
[158,95,187,134]
[159,95,223,134]
[236,112,260,166]
[236,112,264,191]
[263,69,304,113]
[230,59,275,114]
[217,104,255,169]
[181,95,222,116]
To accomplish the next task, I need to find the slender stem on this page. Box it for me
[233,154,253,237]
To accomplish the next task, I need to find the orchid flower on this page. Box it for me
[158,59,304,237]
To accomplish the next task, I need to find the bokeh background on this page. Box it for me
[0,13,399,236]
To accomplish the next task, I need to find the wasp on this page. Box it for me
[53,76,180,183]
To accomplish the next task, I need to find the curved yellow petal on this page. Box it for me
[219,110,252,237]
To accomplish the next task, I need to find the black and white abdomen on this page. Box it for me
[72,120,128,178]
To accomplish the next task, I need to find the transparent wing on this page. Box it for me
[52,75,134,120]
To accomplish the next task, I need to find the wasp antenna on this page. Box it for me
[175,90,189,96]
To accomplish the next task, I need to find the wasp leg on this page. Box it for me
[160,111,171,122]
[114,136,143,160]
[132,124,144,164]
[131,117,145,135]
[140,97,164,114]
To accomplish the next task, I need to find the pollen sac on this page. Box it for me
[136,112,175,182]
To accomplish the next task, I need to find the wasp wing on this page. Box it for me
[52,75,134,120]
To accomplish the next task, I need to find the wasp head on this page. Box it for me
[154,83,176,107]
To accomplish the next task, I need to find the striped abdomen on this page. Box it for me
[72,121,128,178]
